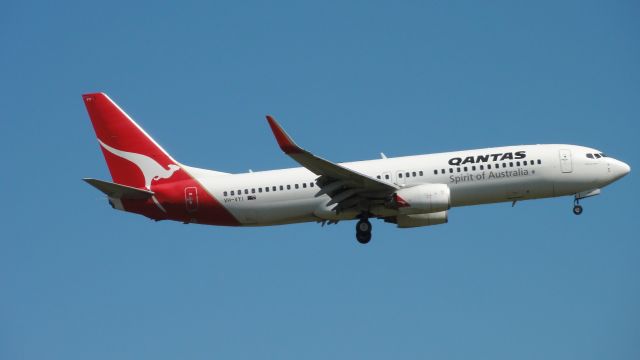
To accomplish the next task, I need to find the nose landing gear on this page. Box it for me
[573,199,583,215]
[572,189,600,216]
[355,217,372,244]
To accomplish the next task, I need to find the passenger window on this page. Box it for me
[488,164,492,169]
[224,191,228,196]
[398,173,403,178]
[523,160,528,165]
[295,184,299,189]
[449,168,453,173]
[503,163,507,168]
[310,182,314,187]
[287,185,291,190]
[480,165,484,170]
[433,170,438,175]
[463,167,468,172]
[265,187,270,192]
[258,188,262,193]
[251,188,256,193]
[272,186,276,191]
[406,172,410,177]
[537,159,542,164]
[441,169,445,174]
[376,175,381,179]
[509,162,513,167]
[419,171,423,176]
[303,183,307,188]
[457,167,461,173]
[385,174,390,179]
[245,189,249,194]
[230,191,235,196]
[280,185,284,191]
[472,166,476,171]
[516,161,520,166]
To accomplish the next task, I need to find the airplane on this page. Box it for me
[82,93,631,244]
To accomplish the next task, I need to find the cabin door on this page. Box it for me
[559,149,573,173]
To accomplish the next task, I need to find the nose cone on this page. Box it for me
[611,159,631,180]
[621,161,631,176]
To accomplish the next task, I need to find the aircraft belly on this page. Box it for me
[450,182,504,206]
[553,162,604,196]
[227,197,321,226]
[450,174,554,206]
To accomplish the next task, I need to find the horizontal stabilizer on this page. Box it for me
[83,178,155,200]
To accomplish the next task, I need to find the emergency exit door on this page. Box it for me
[559,149,573,173]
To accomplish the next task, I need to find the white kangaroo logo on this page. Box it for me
[99,140,181,190]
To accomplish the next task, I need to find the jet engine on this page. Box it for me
[395,211,448,228]
[390,184,450,215]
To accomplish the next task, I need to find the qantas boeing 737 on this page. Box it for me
[83,93,630,244]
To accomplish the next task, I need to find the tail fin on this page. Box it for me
[82,93,181,190]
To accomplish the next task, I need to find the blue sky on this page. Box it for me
[1,1,639,359]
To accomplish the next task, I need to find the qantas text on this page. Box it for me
[448,151,526,166]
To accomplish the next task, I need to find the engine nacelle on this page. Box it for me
[392,184,450,215]
[396,211,448,228]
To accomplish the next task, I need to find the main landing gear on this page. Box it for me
[573,198,583,215]
[356,217,372,244]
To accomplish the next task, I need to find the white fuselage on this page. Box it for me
[185,144,629,226]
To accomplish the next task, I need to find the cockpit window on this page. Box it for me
[594,153,602,159]
[600,153,607,157]
[586,153,594,159]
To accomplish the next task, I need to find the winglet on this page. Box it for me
[266,116,304,154]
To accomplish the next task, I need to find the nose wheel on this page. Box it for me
[356,218,372,244]
[573,199,583,215]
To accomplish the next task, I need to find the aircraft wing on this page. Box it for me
[266,116,397,213]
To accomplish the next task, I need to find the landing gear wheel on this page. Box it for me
[357,219,371,233]
[355,218,372,244]
[573,205,583,215]
[356,231,372,244]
